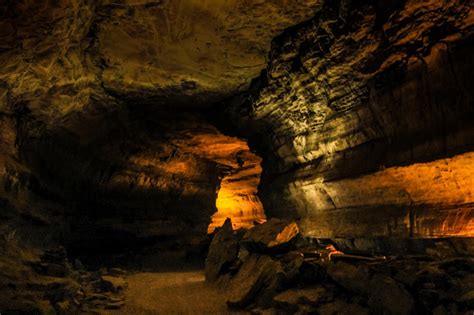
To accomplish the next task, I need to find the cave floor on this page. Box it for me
[105,270,246,315]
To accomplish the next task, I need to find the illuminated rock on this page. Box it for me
[225,0,474,238]
[242,219,300,253]
[0,0,317,246]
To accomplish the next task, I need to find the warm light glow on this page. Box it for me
[171,127,267,233]
[106,121,267,234]
[204,140,266,234]
[296,151,474,237]
[210,180,266,233]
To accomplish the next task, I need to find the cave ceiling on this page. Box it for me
[0,0,323,112]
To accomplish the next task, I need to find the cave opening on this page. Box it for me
[39,108,270,272]
[208,135,266,234]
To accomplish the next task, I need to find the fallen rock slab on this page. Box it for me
[368,274,414,315]
[327,261,371,295]
[241,219,300,254]
[205,218,240,282]
[227,254,284,308]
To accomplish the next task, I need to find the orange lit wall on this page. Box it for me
[88,114,266,235]
[210,150,266,233]
[170,127,266,233]
[293,152,474,238]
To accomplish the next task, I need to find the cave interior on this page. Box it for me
[0,0,473,314]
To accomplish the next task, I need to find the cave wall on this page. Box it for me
[2,100,266,257]
[1,0,473,246]
[0,0,321,250]
[224,0,474,238]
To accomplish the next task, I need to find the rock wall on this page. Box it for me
[2,101,265,261]
[178,129,265,234]
[1,0,320,253]
[1,0,473,247]
[224,0,474,238]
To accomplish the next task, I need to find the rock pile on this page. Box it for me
[206,219,474,314]
[0,241,128,314]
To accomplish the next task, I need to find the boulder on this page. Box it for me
[368,274,414,315]
[272,286,327,312]
[279,251,305,282]
[34,246,71,278]
[55,300,78,315]
[449,238,474,256]
[326,261,371,295]
[205,218,240,282]
[279,251,327,285]
[44,278,83,303]
[437,257,474,274]
[227,254,285,308]
[241,219,300,254]
[100,276,128,293]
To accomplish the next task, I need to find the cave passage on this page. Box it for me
[1,0,473,314]
[209,136,266,233]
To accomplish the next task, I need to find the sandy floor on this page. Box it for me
[105,271,247,315]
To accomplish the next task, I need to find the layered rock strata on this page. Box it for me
[0,0,313,259]
[224,0,474,238]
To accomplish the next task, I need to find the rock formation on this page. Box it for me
[0,0,473,313]
[206,219,474,314]
[1,0,305,260]
[223,0,474,238]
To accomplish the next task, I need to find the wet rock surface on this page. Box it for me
[207,220,474,315]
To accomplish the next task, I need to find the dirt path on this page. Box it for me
[106,271,246,315]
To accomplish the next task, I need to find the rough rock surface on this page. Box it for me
[0,240,127,314]
[207,221,474,314]
[1,0,474,312]
[0,0,299,261]
[241,218,301,253]
[226,253,284,309]
[0,0,323,108]
[223,0,474,238]
[97,0,324,106]
[205,219,240,283]
[1,0,472,253]
[1,107,264,264]
[0,1,325,310]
